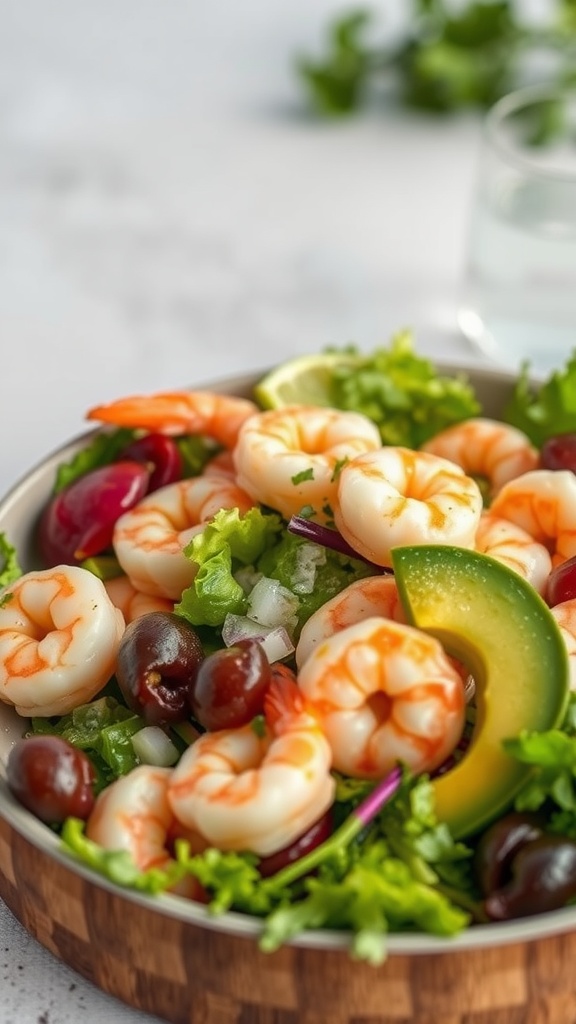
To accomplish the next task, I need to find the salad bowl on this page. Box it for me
[1,361,576,1024]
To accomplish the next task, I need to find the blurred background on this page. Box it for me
[0,0,498,494]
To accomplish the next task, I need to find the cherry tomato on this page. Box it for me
[7,735,96,824]
[189,639,271,731]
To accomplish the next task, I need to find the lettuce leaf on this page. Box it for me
[175,507,282,627]
[31,695,144,787]
[256,530,372,636]
[504,353,576,447]
[0,533,22,593]
[58,770,474,962]
[329,331,481,447]
[54,428,137,492]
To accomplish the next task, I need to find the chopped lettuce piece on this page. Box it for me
[504,353,576,446]
[0,533,22,592]
[61,818,183,893]
[31,695,144,787]
[256,530,372,635]
[328,331,481,447]
[175,507,282,627]
[54,428,137,493]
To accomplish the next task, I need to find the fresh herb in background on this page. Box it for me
[297,1,576,118]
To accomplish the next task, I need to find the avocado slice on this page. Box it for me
[391,544,569,839]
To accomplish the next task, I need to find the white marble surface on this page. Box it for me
[0,2,497,1022]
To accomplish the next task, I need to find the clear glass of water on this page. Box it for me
[458,84,576,372]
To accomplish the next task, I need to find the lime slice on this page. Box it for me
[254,353,361,409]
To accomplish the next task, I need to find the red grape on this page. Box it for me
[116,611,205,726]
[189,639,271,731]
[119,433,183,491]
[39,460,150,566]
[7,735,96,824]
[540,433,576,474]
[546,554,576,606]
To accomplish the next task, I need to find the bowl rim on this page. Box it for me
[3,357,574,959]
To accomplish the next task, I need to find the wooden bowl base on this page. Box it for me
[2,816,576,1024]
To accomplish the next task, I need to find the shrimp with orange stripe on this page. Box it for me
[85,764,200,897]
[296,574,407,668]
[87,389,259,450]
[167,675,335,856]
[490,469,576,568]
[297,616,466,780]
[232,405,382,523]
[103,575,174,625]
[333,446,483,568]
[421,417,538,499]
[474,511,552,596]
[0,565,124,717]
[112,473,255,600]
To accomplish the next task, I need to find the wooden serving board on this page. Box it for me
[2,813,576,1024]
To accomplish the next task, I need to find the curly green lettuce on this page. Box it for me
[328,331,481,447]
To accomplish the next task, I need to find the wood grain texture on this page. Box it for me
[2,816,576,1024]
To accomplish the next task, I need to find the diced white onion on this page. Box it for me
[234,565,262,596]
[246,576,299,629]
[291,542,326,594]
[221,614,295,662]
[256,626,295,663]
[131,726,180,767]
[222,613,266,646]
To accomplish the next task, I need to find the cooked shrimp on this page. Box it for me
[86,390,259,450]
[296,574,406,668]
[490,469,576,567]
[113,474,255,599]
[0,565,124,717]
[86,764,198,896]
[333,447,483,568]
[550,599,576,691]
[201,450,237,479]
[167,676,335,856]
[232,405,381,522]
[474,511,552,595]
[103,575,174,624]
[421,418,539,499]
[297,616,465,779]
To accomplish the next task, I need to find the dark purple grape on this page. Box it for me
[540,433,576,473]
[257,809,334,878]
[116,611,205,726]
[118,433,183,491]
[474,811,544,895]
[484,835,576,920]
[546,554,576,607]
[39,460,150,566]
[7,735,96,824]
[189,639,271,731]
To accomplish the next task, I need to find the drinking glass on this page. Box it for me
[458,84,576,371]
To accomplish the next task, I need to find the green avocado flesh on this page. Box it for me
[391,545,569,840]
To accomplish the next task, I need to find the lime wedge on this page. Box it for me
[254,352,361,409]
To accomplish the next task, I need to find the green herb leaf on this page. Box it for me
[54,428,137,493]
[0,534,22,591]
[504,354,576,446]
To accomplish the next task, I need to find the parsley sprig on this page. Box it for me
[297,1,576,119]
